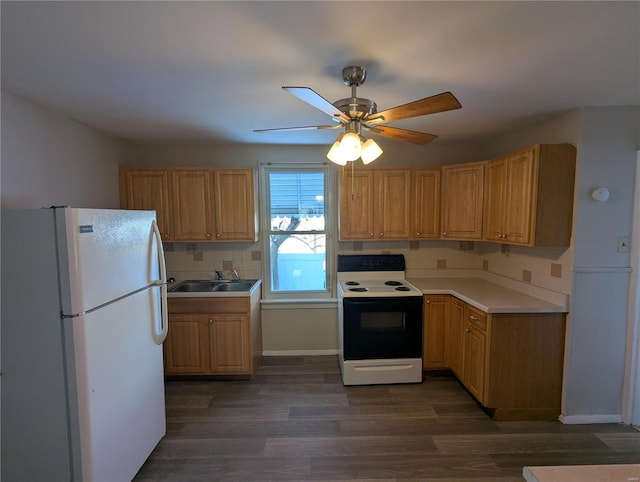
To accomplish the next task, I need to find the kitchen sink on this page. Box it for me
[212,282,253,292]
[169,279,258,293]
[169,280,216,292]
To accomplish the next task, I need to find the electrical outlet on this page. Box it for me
[617,236,631,252]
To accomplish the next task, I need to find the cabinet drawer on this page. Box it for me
[466,305,487,331]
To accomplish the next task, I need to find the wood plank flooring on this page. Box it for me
[134,356,640,481]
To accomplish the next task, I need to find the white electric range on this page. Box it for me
[336,254,424,386]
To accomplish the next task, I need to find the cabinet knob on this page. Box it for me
[379,233,384,237]
[426,300,430,304]
[465,328,470,332]
[216,233,221,238]
[370,233,374,237]
[206,233,211,238]
[443,232,447,236]
[209,319,213,324]
[416,232,421,236]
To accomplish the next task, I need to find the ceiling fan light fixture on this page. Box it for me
[327,140,348,165]
[339,132,362,161]
[360,138,383,164]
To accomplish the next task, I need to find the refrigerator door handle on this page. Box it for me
[151,220,169,344]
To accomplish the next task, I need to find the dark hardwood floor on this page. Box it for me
[135,356,640,481]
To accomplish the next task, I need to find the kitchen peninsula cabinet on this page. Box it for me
[451,299,564,420]
[441,162,484,240]
[164,295,261,377]
[119,167,258,242]
[412,168,441,239]
[339,168,411,240]
[118,169,173,240]
[483,144,576,246]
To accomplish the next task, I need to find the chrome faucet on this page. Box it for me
[231,269,240,280]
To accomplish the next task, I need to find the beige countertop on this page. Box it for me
[523,464,640,482]
[167,279,262,298]
[408,277,567,314]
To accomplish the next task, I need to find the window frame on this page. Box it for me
[260,163,337,300]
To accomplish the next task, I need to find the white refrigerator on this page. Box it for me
[1,207,169,481]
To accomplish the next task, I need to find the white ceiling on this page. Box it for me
[1,1,639,147]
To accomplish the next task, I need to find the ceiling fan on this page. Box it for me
[254,66,462,164]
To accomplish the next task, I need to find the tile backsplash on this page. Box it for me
[164,239,572,296]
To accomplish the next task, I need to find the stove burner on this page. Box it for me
[349,287,368,292]
[384,281,403,286]
[345,281,361,286]
[395,286,411,291]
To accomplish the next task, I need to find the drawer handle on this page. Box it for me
[469,315,480,321]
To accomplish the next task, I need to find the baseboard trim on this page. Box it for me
[262,349,338,356]
[559,414,623,424]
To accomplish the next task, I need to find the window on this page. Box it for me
[261,164,334,298]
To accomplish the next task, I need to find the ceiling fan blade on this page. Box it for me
[283,86,351,123]
[366,125,438,145]
[253,124,340,133]
[368,92,461,123]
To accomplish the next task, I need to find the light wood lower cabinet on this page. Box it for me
[422,295,450,369]
[164,294,261,376]
[423,294,566,420]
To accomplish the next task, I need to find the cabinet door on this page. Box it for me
[339,169,375,240]
[412,169,441,239]
[213,169,258,241]
[119,169,173,241]
[504,148,536,245]
[209,315,251,374]
[423,295,450,369]
[448,297,464,377]
[163,315,210,374]
[463,321,486,402]
[441,163,484,239]
[375,169,412,239]
[482,158,507,242]
[172,169,214,241]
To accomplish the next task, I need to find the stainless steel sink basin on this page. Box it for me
[212,282,253,292]
[169,280,216,292]
[169,279,258,293]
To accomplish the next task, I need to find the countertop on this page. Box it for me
[167,279,262,298]
[523,464,640,482]
[408,277,567,313]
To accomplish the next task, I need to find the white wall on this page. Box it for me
[1,91,132,208]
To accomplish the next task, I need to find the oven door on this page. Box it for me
[342,296,423,360]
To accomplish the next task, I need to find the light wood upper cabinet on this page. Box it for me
[339,169,375,240]
[412,169,441,239]
[119,169,173,240]
[213,169,258,241]
[441,162,485,240]
[119,167,258,242]
[339,168,411,240]
[172,169,215,241]
[375,169,412,239]
[483,144,576,246]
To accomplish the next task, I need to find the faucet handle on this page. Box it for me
[231,269,240,280]
[215,270,223,280]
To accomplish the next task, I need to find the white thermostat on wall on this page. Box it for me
[591,187,610,202]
